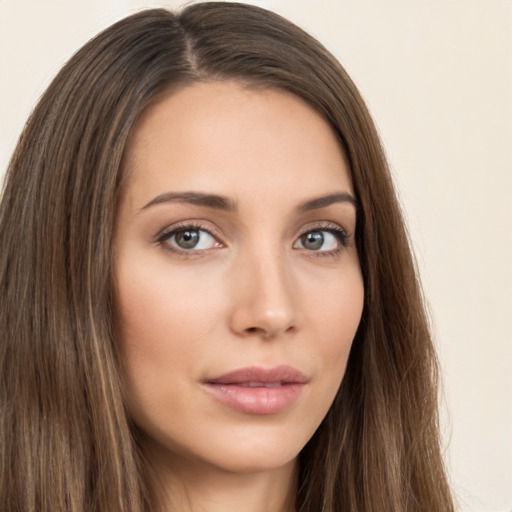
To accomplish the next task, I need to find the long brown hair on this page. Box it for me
[0,3,454,511]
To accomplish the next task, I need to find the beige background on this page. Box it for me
[1,1,511,510]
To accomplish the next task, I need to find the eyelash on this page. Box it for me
[155,221,220,257]
[299,225,350,258]
[296,223,350,259]
[155,221,351,258]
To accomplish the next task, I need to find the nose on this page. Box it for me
[228,248,299,340]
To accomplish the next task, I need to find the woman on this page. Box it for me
[0,2,455,511]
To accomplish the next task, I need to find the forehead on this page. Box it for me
[122,80,352,207]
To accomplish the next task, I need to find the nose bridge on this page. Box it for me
[229,241,298,338]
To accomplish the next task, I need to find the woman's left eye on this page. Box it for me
[294,229,347,252]
[159,227,220,252]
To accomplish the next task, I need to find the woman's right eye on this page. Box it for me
[159,226,221,252]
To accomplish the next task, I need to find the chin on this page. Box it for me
[231,428,317,473]
[143,418,313,476]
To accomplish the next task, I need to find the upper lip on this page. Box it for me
[205,365,308,385]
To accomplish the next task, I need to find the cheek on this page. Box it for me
[116,256,223,347]
[114,262,223,415]
[303,266,364,387]
[326,286,363,358]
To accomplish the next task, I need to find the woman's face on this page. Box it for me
[114,81,364,474]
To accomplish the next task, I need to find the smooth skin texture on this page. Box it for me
[114,81,364,512]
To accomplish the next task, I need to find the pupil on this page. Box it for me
[303,231,324,250]
[176,230,199,249]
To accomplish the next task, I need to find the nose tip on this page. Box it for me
[231,299,297,340]
[228,256,299,340]
[243,310,297,339]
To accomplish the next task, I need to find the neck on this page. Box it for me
[145,446,298,512]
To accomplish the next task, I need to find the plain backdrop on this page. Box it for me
[1,1,511,510]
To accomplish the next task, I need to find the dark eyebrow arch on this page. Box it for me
[296,192,358,213]
[140,192,238,212]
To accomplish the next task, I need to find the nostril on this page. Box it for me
[243,324,296,339]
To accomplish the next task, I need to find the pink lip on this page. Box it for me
[203,365,307,415]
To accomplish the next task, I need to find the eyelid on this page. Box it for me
[294,221,351,253]
[296,221,350,240]
[155,220,224,253]
[154,219,352,258]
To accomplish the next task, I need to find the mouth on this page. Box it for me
[203,365,308,415]
[234,382,285,388]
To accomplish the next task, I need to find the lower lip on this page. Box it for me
[203,383,305,415]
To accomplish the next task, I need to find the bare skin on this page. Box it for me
[114,81,364,511]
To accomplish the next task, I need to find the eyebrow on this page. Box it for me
[140,190,357,213]
[141,192,238,212]
[296,192,358,213]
